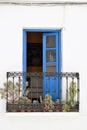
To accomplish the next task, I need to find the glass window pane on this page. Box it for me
[46,65,56,72]
[46,36,56,48]
[46,50,56,62]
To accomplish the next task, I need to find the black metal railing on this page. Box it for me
[6,72,80,112]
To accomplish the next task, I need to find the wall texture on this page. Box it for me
[0,0,87,2]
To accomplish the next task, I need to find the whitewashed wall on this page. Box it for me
[0,5,87,130]
[0,0,87,2]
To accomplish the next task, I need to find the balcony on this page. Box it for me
[6,72,79,112]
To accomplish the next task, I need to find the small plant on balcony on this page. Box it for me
[0,80,22,104]
[62,103,70,112]
[19,96,31,104]
[62,82,77,112]
[44,94,55,112]
[69,82,77,108]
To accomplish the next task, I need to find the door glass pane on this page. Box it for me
[46,36,56,48]
[46,65,56,72]
[46,50,56,62]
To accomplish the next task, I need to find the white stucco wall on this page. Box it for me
[0,5,64,85]
[0,0,87,2]
[0,4,87,130]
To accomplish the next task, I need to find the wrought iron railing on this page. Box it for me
[6,72,80,112]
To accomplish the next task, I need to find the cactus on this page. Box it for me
[69,82,77,107]
[19,96,31,104]
[62,82,77,112]
[44,94,54,111]
[62,103,70,112]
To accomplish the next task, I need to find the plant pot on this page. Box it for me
[62,109,67,112]
[27,109,31,112]
[56,109,59,112]
[33,109,37,112]
[21,110,25,112]
[48,109,53,112]
[71,109,78,112]
[11,110,17,112]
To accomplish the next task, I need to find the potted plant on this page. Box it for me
[62,82,78,112]
[43,94,55,112]
[69,82,78,112]
[55,99,61,112]
[32,100,39,112]
[0,80,22,112]
[18,96,31,112]
[62,103,70,112]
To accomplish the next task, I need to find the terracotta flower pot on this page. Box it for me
[33,109,37,112]
[62,109,67,112]
[21,110,25,112]
[56,109,59,112]
[11,110,17,112]
[71,109,78,112]
[48,109,53,112]
[27,110,31,112]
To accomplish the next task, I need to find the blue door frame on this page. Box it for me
[23,29,61,99]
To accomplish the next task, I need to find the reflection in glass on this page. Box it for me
[46,36,56,48]
[46,50,56,62]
